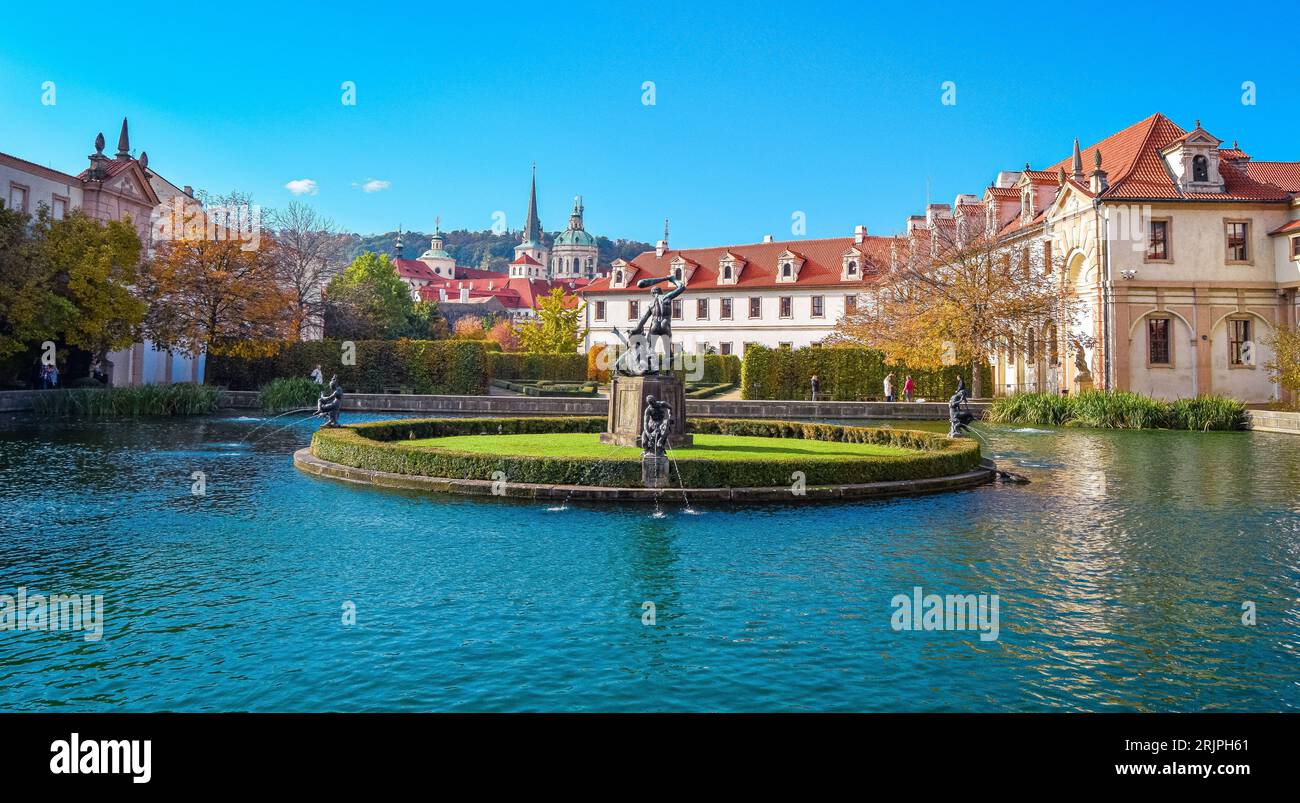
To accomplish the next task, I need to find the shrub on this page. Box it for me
[31,384,219,416]
[259,377,322,412]
[587,344,610,383]
[311,416,981,489]
[207,339,489,395]
[739,345,985,401]
[987,391,1246,431]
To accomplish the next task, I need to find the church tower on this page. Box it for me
[418,217,456,279]
[550,195,598,279]
[511,165,549,279]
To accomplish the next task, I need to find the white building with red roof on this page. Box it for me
[580,225,896,357]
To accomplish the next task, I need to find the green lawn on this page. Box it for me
[406,432,918,461]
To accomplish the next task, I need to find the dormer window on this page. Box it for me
[717,252,745,285]
[776,250,805,283]
[847,261,857,276]
[1193,155,1209,182]
[723,265,733,280]
[614,270,623,285]
[673,267,683,281]
[781,262,792,278]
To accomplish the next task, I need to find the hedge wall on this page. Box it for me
[207,339,488,395]
[740,346,992,401]
[311,416,981,489]
[487,352,587,381]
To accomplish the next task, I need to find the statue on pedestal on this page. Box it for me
[317,375,343,428]
[1072,341,1094,393]
[613,274,686,376]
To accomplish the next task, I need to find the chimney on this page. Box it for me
[1089,150,1109,193]
[854,224,867,244]
[183,185,194,197]
[459,287,470,303]
[905,215,927,234]
[438,288,448,302]
[762,234,774,243]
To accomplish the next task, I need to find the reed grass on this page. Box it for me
[258,377,322,412]
[31,384,220,417]
[987,391,1246,431]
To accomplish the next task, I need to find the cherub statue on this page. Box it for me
[317,375,343,428]
[638,395,674,456]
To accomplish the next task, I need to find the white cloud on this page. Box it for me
[353,179,391,193]
[284,179,319,196]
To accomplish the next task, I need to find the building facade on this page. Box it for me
[1,118,205,387]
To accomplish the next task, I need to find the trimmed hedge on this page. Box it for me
[487,352,587,381]
[311,416,981,489]
[207,340,488,395]
[740,345,991,401]
[490,379,599,397]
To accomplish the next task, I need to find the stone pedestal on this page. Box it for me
[641,454,671,488]
[600,373,693,449]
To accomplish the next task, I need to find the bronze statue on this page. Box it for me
[317,375,343,428]
[638,395,674,456]
[947,389,973,438]
[622,274,686,375]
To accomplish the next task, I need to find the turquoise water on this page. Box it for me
[1,410,1299,711]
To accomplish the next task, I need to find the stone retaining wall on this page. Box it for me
[1245,409,1300,435]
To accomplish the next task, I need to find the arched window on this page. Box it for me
[674,268,682,280]
[1193,155,1209,182]
[847,261,857,275]
[723,265,732,280]
[614,271,623,285]
[782,263,792,278]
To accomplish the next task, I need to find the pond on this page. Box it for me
[1,410,1298,711]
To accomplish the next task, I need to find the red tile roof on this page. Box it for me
[580,236,898,295]
[393,259,437,281]
[418,276,587,310]
[1247,161,1300,193]
[511,253,542,266]
[1269,219,1300,235]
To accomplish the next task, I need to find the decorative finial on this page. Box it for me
[116,117,130,160]
[1094,149,1102,169]
[1058,166,1067,185]
[1024,161,1031,172]
[435,215,440,234]
[94,132,105,155]
[139,151,149,170]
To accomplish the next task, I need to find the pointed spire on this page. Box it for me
[1070,137,1084,180]
[521,163,543,245]
[394,225,404,259]
[116,117,130,160]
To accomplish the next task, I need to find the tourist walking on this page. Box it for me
[810,374,820,402]
[310,364,324,384]
[903,375,915,403]
[49,363,58,389]
[39,364,51,390]
[883,372,895,402]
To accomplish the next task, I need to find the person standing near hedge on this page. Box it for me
[883,372,895,402]
[903,375,915,403]
[810,374,820,402]
[310,364,324,385]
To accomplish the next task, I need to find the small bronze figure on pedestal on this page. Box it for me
[638,395,673,457]
[948,389,974,438]
[317,375,343,428]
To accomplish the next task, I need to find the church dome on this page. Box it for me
[553,228,596,247]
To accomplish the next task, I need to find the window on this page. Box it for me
[1226,221,1250,262]
[614,270,623,285]
[720,298,733,320]
[779,297,792,318]
[811,296,824,318]
[673,267,683,281]
[1291,236,1300,261]
[52,195,68,220]
[8,183,29,212]
[696,298,708,319]
[723,265,732,280]
[628,300,639,320]
[1148,318,1170,365]
[846,260,857,276]
[781,262,792,278]
[1147,220,1170,260]
[1229,318,1253,366]
[594,300,606,321]
[748,297,761,318]
[845,294,857,315]
[778,342,792,349]
[1193,154,1209,183]
[720,342,732,355]
[671,299,682,320]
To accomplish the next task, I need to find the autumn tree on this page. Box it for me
[487,319,520,351]
[831,228,1077,397]
[452,316,485,339]
[139,233,293,356]
[1265,326,1300,406]
[514,288,586,354]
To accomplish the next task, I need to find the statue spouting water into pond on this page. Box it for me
[317,375,343,428]
[638,396,674,457]
[948,388,974,438]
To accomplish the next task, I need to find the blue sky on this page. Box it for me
[2,1,1295,248]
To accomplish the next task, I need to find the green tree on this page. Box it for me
[324,252,415,339]
[514,288,586,354]
[0,206,143,363]
[1265,325,1300,406]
